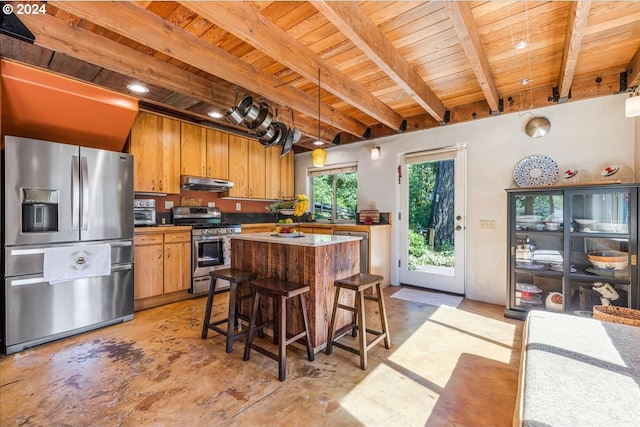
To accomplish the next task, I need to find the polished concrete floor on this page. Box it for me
[0,286,523,426]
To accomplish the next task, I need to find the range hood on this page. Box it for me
[181,176,234,192]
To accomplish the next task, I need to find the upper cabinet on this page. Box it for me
[266,146,294,199]
[180,124,229,180]
[129,111,293,198]
[180,122,206,177]
[128,111,180,194]
[206,129,229,180]
[228,135,270,199]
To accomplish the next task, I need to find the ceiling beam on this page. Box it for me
[181,1,405,132]
[49,0,366,141]
[557,0,592,102]
[627,46,640,88]
[443,1,500,114]
[18,12,328,142]
[312,1,447,124]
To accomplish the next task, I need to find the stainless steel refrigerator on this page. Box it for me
[2,135,134,354]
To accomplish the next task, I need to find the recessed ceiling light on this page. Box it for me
[514,39,528,50]
[127,83,149,94]
[208,111,224,119]
[519,78,531,85]
[313,140,325,146]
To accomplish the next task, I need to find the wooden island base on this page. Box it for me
[231,233,361,352]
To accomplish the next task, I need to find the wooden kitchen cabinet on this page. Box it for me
[134,227,192,310]
[280,150,294,198]
[128,111,181,194]
[248,139,266,198]
[180,122,207,177]
[180,125,229,180]
[206,128,229,179]
[266,147,294,199]
[228,134,249,197]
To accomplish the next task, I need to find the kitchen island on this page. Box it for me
[231,232,362,352]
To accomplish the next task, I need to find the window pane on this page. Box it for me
[312,174,334,221]
[336,171,357,221]
[310,170,357,222]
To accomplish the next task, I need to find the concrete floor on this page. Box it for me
[0,286,523,426]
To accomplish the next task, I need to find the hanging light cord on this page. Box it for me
[507,4,524,113]
[524,0,534,111]
[508,1,534,115]
[318,67,321,143]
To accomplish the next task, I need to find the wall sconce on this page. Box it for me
[312,147,326,167]
[625,91,640,117]
[371,146,381,160]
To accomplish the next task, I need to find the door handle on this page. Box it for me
[81,157,89,230]
[72,156,80,230]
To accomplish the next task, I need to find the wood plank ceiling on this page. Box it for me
[2,1,639,151]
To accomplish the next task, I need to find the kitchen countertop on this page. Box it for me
[231,231,362,247]
[134,225,191,233]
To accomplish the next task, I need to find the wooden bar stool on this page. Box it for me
[201,268,257,353]
[326,273,391,370]
[243,277,314,381]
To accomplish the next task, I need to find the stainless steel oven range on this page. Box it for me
[172,207,241,295]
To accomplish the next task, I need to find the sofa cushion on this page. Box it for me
[516,311,640,427]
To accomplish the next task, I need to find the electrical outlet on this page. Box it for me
[236,203,241,211]
[479,220,495,230]
[164,201,174,209]
[208,202,215,208]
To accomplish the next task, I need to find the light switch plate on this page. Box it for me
[165,201,174,209]
[236,203,242,211]
[208,202,215,208]
[479,220,495,230]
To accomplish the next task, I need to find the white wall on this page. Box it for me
[295,93,636,305]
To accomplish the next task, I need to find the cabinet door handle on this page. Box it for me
[167,247,171,258]
[208,166,211,176]
[158,248,162,259]
[202,166,206,176]
[159,180,163,191]
[152,179,156,190]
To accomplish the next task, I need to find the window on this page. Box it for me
[308,164,357,222]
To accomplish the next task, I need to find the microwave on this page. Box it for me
[134,199,156,226]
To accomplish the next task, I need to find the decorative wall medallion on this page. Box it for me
[513,155,559,187]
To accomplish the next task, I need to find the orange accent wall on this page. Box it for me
[1,60,138,151]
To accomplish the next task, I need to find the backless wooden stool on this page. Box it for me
[201,268,257,353]
[326,273,391,370]
[243,277,314,381]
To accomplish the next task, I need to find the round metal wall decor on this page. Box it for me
[525,116,551,138]
[513,155,559,187]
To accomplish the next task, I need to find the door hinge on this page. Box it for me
[632,254,637,266]
[398,259,401,268]
[398,212,402,221]
[511,246,515,256]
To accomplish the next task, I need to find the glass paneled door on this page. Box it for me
[399,146,466,294]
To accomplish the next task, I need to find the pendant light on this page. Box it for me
[312,68,326,167]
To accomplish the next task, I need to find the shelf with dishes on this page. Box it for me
[505,183,639,320]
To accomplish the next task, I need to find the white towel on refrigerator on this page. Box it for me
[43,243,112,285]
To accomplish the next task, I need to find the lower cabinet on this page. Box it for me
[134,227,192,309]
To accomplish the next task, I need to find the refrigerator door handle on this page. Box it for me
[72,155,80,230]
[81,156,89,230]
